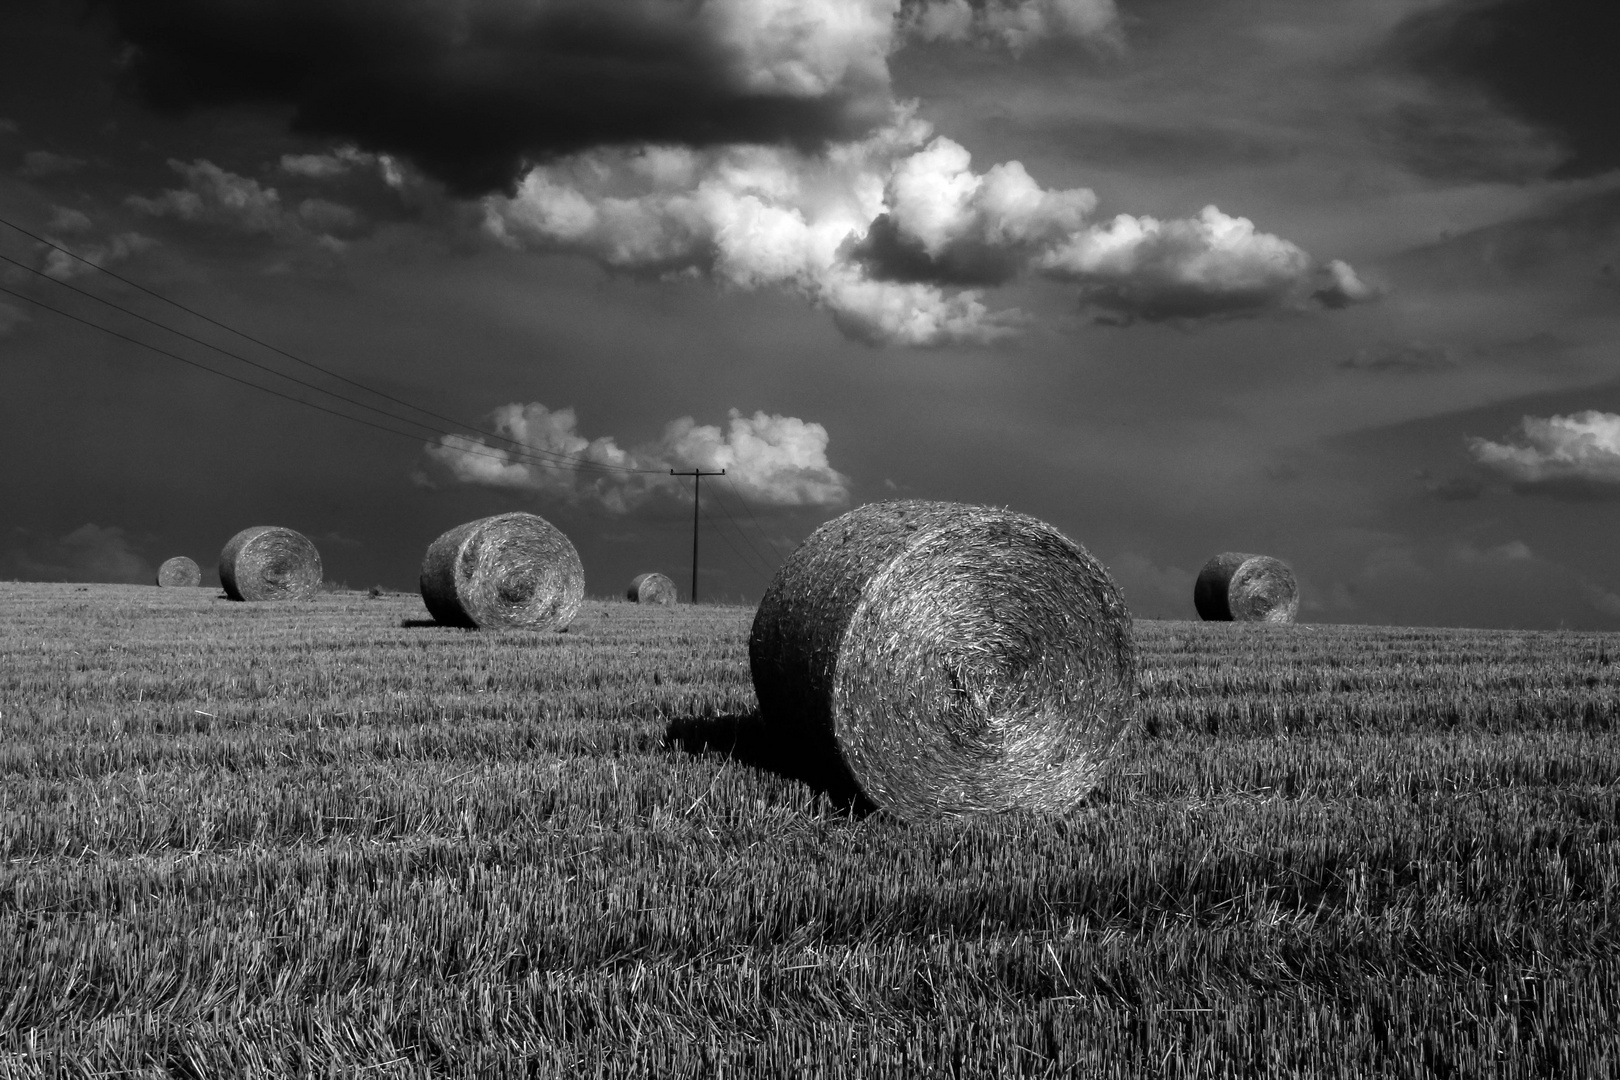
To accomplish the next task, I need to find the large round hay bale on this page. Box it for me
[627,572,678,605]
[748,500,1137,818]
[218,526,322,601]
[1193,552,1299,623]
[156,556,202,588]
[419,512,584,630]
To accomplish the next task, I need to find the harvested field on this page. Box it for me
[1,581,1616,1077]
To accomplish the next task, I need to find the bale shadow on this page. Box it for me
[399,618,447,628]
[665,711,873,815]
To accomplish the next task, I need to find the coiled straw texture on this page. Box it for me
[1193,552,1299,623]
[218,526,322,602]
[749,500,1138,819]
[419,512,584,630]
[627,572,678,605]
[156,556,201,588]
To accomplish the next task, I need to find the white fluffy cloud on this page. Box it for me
[127,159,364,247]
[422,403,851,512]
[484,118,1021,346]
[485,122,1369,344]
[281,146,407,189]
[1037,206,1374,322]
[1469,411,1620,490]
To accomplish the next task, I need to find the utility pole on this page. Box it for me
[670,468,725,603]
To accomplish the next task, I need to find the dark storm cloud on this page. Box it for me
[96,0,896,195]
[1388,0,1620,179]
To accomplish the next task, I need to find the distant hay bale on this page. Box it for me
[218,526,322,602]
[419,512,584,630]
[156,556,201,588]
[1193,552,1299,623]
[748,500,1137,818]
[627,572,678,605]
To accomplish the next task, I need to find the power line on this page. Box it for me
[707,476,780,577]
[0,217,663,476]
[720,473,795,563]
[0,283,642,478]
[704,490,776,580]
[0,251,657,478]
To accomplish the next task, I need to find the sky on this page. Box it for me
[2,0,1619,628]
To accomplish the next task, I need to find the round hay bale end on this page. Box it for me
[1193,552,1299,623]
[419,512,584,630]
[749,500,1138,818]
[218,526,322,602]
[156,556,202,588]
[627,572,678,605]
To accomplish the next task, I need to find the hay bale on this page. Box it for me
[1193,552,1299,623]
[156,556,202,588]
[748,500,1137,818]
[627,572,678,605]
[218,526,322,601]
[419,512,584,630]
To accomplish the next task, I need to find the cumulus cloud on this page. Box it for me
[47,207,93,233]
[422,403,851,513]
[1037,206,1373,323]
[127,158,369,247]
[95,0,1363,339]
[853,135,1096,285]
[1468,411,1620,493]
[1,524,153,584]
[40,231,156,281]
[128,159,291,233]
[485,122,1366,343]
[483,119,1019,345]
[281,146,409,191]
